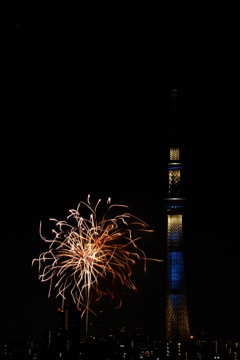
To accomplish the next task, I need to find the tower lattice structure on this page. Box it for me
[165,89,190,341]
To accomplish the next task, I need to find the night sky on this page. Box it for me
[1,14,240,341]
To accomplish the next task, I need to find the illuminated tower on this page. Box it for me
[164,89,190,341]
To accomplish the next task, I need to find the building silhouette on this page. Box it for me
[164,89,191,341]
[41,305,82,357]
[57,305,82,350]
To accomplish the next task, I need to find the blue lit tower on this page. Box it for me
[164,89,190,341]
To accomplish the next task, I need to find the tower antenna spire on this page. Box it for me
[170,88,179,147]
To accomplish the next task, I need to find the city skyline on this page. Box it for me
[1,20,240,342]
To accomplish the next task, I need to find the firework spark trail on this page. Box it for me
[32,195,162,321]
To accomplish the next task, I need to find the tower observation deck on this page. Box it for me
[164,89,190,341]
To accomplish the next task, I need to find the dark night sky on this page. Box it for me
[1,12,240,341]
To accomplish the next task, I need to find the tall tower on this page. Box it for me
[164,89,190,341]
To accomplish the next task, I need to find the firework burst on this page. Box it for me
[32,195,161,319]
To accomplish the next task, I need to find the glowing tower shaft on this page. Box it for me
[165,89,190,341]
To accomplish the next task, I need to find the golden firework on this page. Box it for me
[32,195,161,317]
